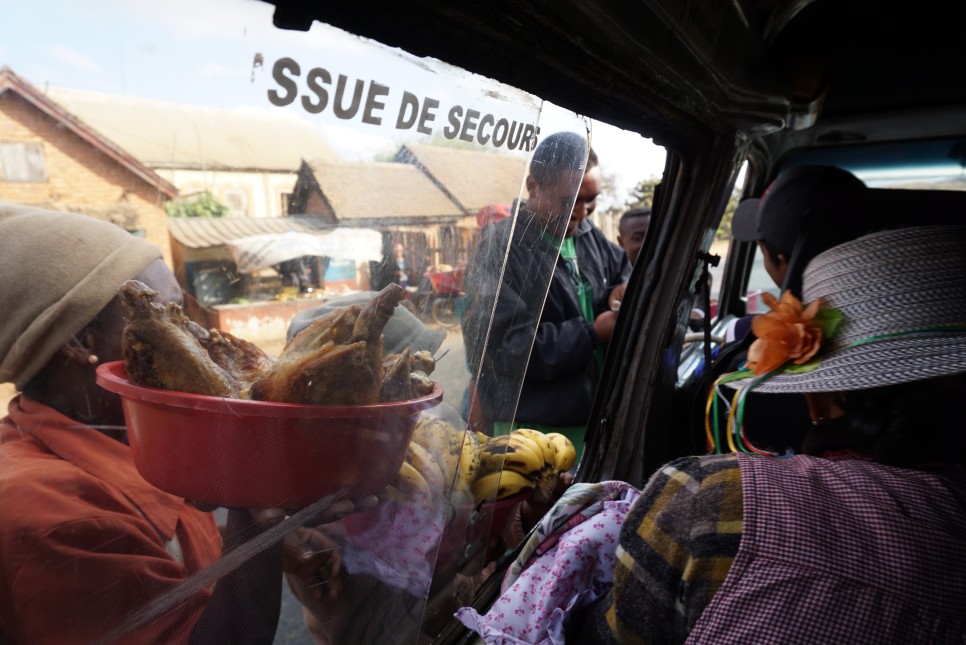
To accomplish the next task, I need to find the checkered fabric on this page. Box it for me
[688,453,966,643]
[592,453,966,644]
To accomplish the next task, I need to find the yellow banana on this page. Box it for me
[546,433,577,472]
[479,434,544,478]
[412,416,456,454]
[471,469,534,502]
[458,430,482,486]
[396,460,431,499]
[512,429,556,467]
[407,441,444,499]
[412,415,461,486]
[505,433,546,474]
[450,476,474,509]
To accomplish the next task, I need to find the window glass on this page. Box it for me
[709,161,758,311]
[0,2,643,643]
[715,151,966,335]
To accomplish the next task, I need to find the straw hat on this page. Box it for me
[729,225,966,393]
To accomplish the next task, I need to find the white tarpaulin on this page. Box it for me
[226,228,384,273]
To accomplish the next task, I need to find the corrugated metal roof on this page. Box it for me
[168,215,332,249]
[303,161,464,220]
[400,143,528,212]
[45,88,340,171]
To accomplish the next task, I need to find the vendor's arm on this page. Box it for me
[581,454,743,644]
[192,496,379,644]
[189,508,284,645]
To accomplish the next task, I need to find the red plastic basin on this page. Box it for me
[96,361,443,508]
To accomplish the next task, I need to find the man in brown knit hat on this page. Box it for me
[0,203,319,643]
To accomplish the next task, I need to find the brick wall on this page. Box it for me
[0,93,172,264]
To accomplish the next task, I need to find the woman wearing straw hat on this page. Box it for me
[461,225,966,643]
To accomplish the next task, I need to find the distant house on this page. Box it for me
[0,67,178,260]
[394,142,527,216]
[393,143,529,266]
[289,159,467,284]
[45,87,340,219]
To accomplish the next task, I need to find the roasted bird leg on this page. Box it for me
[411,350,436,376]
[250,284,407,404]
[204,329,274,397]
[380,347,413,402]
[350,283,407,372]
[249,306,364,403]
[119,280,238,397]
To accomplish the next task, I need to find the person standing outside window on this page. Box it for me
[616,206,651,266]
[463,132,630,464]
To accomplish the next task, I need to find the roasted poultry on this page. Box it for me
[381,347,413,402]
[119,280,240,397]
[250,283,407,404]
[204,328,275,395]
[380,348,438,402]
[120,281,434,404]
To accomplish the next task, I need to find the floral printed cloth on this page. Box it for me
[341,495,449,597]
[455,481,640,644]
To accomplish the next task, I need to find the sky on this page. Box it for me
[0,0,667,209]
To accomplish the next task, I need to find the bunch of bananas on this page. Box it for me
[385,415,482,505]
[470,429,576,504]
[386,417,577,509]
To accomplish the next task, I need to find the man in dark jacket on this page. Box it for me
[462,132,629,457]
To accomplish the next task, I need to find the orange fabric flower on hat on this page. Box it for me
[747,291,824,374]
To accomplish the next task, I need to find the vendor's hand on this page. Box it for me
[593,310,618,343]
[520,471,574,532]
[283,526,345,602]
[608,283,627,311]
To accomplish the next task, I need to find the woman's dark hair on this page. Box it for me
[529,132,589,187]
[808,376,966,467]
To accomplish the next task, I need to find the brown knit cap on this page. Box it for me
[0,202,161,389]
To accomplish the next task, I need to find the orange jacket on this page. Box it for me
[0,396,221,644]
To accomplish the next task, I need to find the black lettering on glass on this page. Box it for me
[520,123,536,151]
[477,114,495,145]
[417,97,439,135]
[507,120,524,150]
[492,118,509,147]
[443,105,463,139]
[362,81,389,125]
[459,109,481,143]
[395,91,420,129]
[333,75,364,119]
[302,67,332,114]
[268,57,299,107]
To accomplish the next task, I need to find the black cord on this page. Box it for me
[695,252,720,370]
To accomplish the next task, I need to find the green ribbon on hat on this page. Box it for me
[715,322,966,456]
